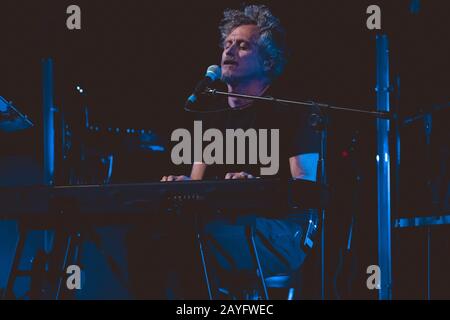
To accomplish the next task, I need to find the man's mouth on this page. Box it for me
[223,59,238,66]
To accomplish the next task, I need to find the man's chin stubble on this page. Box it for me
[221,74,240,86]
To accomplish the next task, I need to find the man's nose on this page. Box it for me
[224,43,237,56]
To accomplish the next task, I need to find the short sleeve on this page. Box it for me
[287,108,321,157]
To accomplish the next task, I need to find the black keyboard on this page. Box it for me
[0,179,326,219]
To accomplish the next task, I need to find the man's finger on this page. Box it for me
[225,173,232,180]
[167,176,175,181]
[161,176,167,182]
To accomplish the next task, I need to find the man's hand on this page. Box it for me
[224,172,256,180]
[160,175,191,182]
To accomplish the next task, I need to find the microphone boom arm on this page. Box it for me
[204,88,391,119]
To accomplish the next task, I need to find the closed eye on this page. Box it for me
[223,40,232,49]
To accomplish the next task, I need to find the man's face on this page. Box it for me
[221,24,267,85]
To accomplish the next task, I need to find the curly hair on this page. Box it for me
[219,4,288,80]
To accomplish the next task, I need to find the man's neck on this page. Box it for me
[227,80,270,109]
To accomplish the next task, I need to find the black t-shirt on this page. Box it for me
[191,82,321,180]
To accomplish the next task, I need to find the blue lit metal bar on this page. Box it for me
[394,213,450,228]
[42,58,55,186]
[42,58,55,254]
[375,35,392,300]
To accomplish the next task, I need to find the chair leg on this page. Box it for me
[248,225,269,300]
[287,287,295,300]
[197,232,213,300]
[52,230,73,300]
[3,224,27,299]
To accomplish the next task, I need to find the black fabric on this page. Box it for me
[192,81,321,180]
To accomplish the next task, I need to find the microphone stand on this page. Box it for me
[203,87,393,300]
[203,88,391,119]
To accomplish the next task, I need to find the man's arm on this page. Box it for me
[289,153,319,182]
[190,162,207,180]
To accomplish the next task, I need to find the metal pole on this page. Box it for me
[42,58,55,254]
[320,126,327,300]
[375,35,392,300]
[427,226,431,300]
[43,58,55,186]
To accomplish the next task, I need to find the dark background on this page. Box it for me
[0,0,448,299]
[0,0,447,132]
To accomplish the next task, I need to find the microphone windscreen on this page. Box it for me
[205,65,221,81]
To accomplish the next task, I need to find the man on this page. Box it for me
[160,4,320,298]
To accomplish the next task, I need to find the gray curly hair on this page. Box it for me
[219,4,288,80]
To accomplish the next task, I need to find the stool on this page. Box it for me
[197,213,318,300]
[216,273,300,300]
[264,275,297,300]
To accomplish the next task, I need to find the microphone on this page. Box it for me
[185,65,221,106]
